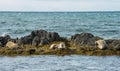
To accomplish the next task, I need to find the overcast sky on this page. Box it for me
[0,0,120,11]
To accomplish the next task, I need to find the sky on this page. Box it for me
[0,0,120,11]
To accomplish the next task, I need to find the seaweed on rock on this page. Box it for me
[0,29,120,56]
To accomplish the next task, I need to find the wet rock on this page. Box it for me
[114,44,120,50]
[111,40,120,45]
[31,30,48,38]
[71,33,103,46]
[0,35,11,46]
[0,42,2,46]
[105,39,114,45]
[30,30,60,45]
[111,40,120,50]
[15,29,61,46]
[28,48,36,54]
[47,32,60,41]
[39,38,49,46]
[32,36,40,46]
[19,35,33,44]
[17,38,23,46]
[105,39,120,50]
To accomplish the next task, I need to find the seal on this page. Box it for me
[50,42,66,50]
[6,41,18,49]
[95,39,107,50]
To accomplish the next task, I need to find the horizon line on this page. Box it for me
[0,10,120,13]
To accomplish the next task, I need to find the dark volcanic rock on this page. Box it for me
[31,30,48,38]
[47,32,60,42]
[20,35,33,44]
[39,38,49,46]
[32,36,40,46]
[71,33,103,46]
[105,39,120,50]
[111,40,120,50]
[18,29,61,46]
[105,39,114,45]
[0,35,11,46]
[114,44,120,50]
[28,48,36,54]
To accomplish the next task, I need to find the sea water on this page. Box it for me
[0,12,120,39]
[0,12,120,71]
[0,55,120,71]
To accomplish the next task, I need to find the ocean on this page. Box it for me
[0,12,120,39]
[0,55,120,71]
[0,12,120,71]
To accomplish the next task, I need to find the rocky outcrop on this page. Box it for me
[1,29,120,51]
[71,33,103,46]
[18,29,61,46]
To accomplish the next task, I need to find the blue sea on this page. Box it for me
[0,12,120,71]
[0,12,120,39]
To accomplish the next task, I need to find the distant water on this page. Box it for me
[0,55,120,71]
[0,12,120,39]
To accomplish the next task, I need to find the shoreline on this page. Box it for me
[0,29,120,56]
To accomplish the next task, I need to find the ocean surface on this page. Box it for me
[0,12,120,39]
[0,55,120,71]
[0,12,120,71]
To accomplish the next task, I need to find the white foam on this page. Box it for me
[1,32,9,36]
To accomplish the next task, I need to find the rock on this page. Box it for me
[111,40,120,45]
[19,35,33,44]
[95,39,107,50]
[19,29,61,46]
[105,39,114,45]
[0,35,11,46]
[30,30,61,46]
[114,44,120,50]
[0,42,2,46]
[32,36,40,46]
[71,33,103,46]
[6,41,18,49]
[31,30,48,38]
[39,38,49,46]
[28,48,36,54]
[111,40,120,50]
[47,32,60,41]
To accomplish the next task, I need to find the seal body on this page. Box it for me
[59,42,66,49]
[95,40,107,50]
[6,41,18,49]
[50,42,66,50]
[50,44,59,49]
